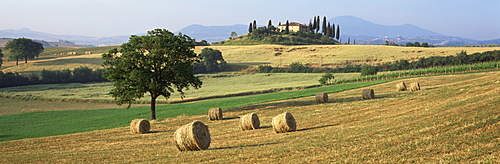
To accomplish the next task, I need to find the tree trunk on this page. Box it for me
[150,94,157,120]
[24,57,28,63]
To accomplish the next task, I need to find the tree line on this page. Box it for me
[0,66,108,88]
[258,50,500,74]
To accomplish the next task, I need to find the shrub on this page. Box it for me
[361,64,377,76]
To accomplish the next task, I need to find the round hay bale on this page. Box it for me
[208,108,223,120]
[362,89,375,99]
[272,112,296,133]
[173,120,211,151]
[240,113,260,130]
[396,82,407,91]
[130,119,150,134]
[315,92,328,104]
[409,82,421,91]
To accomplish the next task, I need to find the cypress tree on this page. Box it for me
[253,20,257,30]
[336,24,340,40]
[285,20,290,34]
[308,20,313,33]
[268,20,272,28]
[331,23,335,38]
[327,22,331,38]
[322,16,327,35]
[249,22,253,33]
[315,16,320,33]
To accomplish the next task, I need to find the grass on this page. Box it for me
[0,79,392,142]
[0,73,359,107]
[1,71,498,163]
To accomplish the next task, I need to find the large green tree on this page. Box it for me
[102,29,202,120]
[5,38,44,65]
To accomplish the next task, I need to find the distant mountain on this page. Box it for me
[176,24,249,43]
[0,28,132,47]
[1,16,497,46]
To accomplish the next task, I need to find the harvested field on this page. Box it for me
[1,71,499,163]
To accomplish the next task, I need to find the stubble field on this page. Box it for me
[1,71,498,163]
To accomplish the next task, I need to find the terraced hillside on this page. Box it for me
[1,71,498,163]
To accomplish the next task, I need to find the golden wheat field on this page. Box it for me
[195,45,499,67]
[1,45,498,74]
[1,71,498,163]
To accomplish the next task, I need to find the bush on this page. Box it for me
[360,64,377,76]
[318,73,335,85]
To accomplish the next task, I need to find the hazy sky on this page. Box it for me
[1,0,499,40]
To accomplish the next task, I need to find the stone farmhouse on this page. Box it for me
[277,22,309,33]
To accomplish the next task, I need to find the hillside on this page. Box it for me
[1,71,498,163]
[2,45,498,75]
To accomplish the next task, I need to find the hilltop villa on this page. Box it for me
[277,22,308,33]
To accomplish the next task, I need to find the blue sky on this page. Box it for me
[1,0,499,40]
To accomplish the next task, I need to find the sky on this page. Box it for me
[1,0,499,40]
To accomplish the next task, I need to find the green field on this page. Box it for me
[0,73,360,106]
[0,79,392,142]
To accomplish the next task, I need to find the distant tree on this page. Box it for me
[268,20,272,28]
[196,48,227,73]
[326,22,332,38]
[248,22,253,33]
[285,20,290,34]
[315,16,320,33]
[0,49,3,67]
[5,38,44,65]
[308,20,313,33]
[336,25,340,40]
[230,31,238,39]
[318,73,335,85]
[413,42,420,47]
[322,16,327,35]
[353,39,356,45]
[348,37,351,44]
[102,29,202,120]
[331,23,335,38]
[405,42,413,47]
[421,42,430,47]
[253,20,257,30]
[361,64,377,76]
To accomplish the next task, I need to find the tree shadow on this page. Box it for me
[211,142,280,150]
[296,124,339,132]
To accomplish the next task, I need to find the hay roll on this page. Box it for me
[272,112,296,133]
[362,89,375,99]
[130,119,150,134]
[208,108,223,120]
[396,82,407,91]
[240,113,260,130]
[409,82,420,91]
[315,92,328,104]
[174,120,211,151]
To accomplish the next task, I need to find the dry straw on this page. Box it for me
[208,108,223,120]
[362,89,375,99]
[130,119,150,134]
[409,82,421,91]
[315,92,328,104]
[272,112,296,133]
[240,113,260,130]
[173,120,211,151]
[396,82,407,91]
